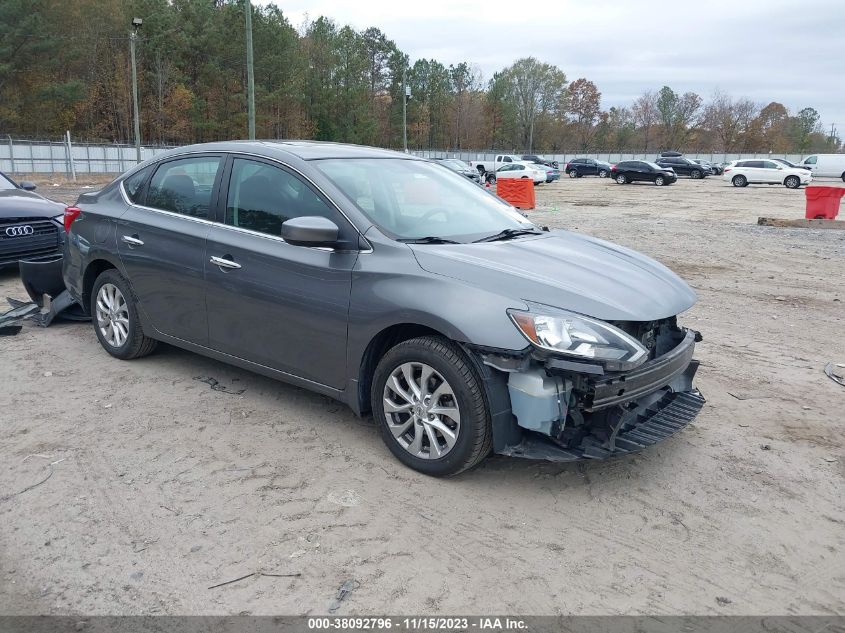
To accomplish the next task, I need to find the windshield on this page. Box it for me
[644,162,663,170]
[0,173,17,190]
[315,158,536,242]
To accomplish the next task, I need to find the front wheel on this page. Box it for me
[371,336,492,476]
[690,170,702,179]
[732,174,747,187]
[654,176,665,186]
[568,170,577,178]
[784,175,800,189]
[91,269,157,360]
[598,169,608,178]
[615,174,628,184]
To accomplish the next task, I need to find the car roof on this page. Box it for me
[151,140,418,162]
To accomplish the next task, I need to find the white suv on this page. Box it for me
[723,159,812,189]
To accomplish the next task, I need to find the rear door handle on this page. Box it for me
[210,255,241,270]
[121,235,144,246]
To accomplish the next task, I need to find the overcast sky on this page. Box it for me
[256,0,844,134]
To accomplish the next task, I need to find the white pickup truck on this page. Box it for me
[468,154,527,177]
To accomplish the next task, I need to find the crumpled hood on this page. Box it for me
[0,189,64,217]
[410,230,697,321]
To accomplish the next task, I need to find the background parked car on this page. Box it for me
[432,158,482,183]
[797,154,845,181]
[491,163,545,184]
[723,159,812,188]
[540,164,561,183]
[521,154,559,169]
[564,158,612,178]
[0,171,65,269]
[692,159,720,175]
[469,154,524,177]
[611,161,677,186]
[655,156,708,179]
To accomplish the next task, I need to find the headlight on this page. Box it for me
[509,308,648,370]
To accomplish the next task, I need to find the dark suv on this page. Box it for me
[655,156,707,179]
[611,161,677,186]
[564,158,612,178]
[62,141,703,476]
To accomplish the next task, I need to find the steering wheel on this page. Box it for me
[418,207,452,224]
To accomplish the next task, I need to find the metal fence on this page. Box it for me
[0,135,177,177]
[0,134,814,177]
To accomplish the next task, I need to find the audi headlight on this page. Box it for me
[509,308,648,370]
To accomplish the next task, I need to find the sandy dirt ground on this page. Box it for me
[1,174,843,616]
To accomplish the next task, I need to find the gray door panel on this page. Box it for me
[116,208,210,344]
[205,226,356,388]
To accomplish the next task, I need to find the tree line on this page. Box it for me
[1,0,840,154]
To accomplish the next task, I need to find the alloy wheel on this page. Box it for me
[382,362,461,460]
[96,283,129,348]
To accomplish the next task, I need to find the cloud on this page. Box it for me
[257,0,845,130]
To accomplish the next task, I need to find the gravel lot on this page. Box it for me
[1,174,843,616]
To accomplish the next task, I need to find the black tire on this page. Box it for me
[654,176,665,186]
[91,269,157,360]
[840,171,845,183]
[732,174,747,188]
[598,169,608,178]
[784,175,800,189]
[690,169,702,179]
[568,170,577,178]
[615,174,628,184]
[371,336,492,477]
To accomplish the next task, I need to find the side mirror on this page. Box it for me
[19,181,37,191]
[281,216,339,248]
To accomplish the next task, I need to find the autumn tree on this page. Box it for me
[564,78,601,149]
[488,57,566,151]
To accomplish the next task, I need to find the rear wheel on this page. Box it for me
[91,269,157,360]
[732,174,747,188]
[615,174,628,184]
[784,175,800,189]
[371,336,492,476]
[654,176,665,186]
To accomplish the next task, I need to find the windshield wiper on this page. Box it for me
[472,228,543,243]
[397,236,461,244]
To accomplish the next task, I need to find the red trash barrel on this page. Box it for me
[805,186,845,220]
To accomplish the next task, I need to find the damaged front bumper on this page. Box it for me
[478,326,705,462]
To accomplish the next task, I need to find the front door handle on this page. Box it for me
[210,255,241,270]
[121,235,144,246]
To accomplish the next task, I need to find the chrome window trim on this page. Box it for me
[118,150,373,254]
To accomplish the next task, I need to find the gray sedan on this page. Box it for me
[62,141,703,476]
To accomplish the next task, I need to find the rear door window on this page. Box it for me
[147,156,223,218]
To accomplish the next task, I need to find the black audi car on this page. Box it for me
[0,172,65,268]
[611,161,678,186]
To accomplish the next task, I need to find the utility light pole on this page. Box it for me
[245,0,256,140]
[402,69,410,153]
[130,17,143,164]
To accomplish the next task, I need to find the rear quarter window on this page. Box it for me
[122,166,153,204]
